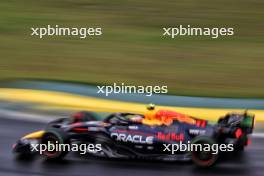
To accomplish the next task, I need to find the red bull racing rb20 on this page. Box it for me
[13,108,255,167]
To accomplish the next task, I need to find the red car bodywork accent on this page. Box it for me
[72,127,88,132]
[72,113,85,119]
[235,128,243,139]
[196,120,207,128]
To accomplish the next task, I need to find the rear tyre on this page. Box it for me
[191,136,218,167]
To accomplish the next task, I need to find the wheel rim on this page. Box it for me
[191,138,218,167]
[42,135,60,157]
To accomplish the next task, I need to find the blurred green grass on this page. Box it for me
[0,0,263,98]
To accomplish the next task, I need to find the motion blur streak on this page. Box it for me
[0,88,264,122]
[0,0,264,98]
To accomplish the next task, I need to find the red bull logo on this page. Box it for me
[156,132,184,141]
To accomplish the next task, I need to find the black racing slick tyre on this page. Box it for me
[40,128,70,160]
[191,136,219,167]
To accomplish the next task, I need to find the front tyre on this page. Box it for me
[41,128,69,160]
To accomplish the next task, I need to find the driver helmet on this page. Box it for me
[146,103,155,111]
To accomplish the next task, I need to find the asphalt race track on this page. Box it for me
[0,117,264,176]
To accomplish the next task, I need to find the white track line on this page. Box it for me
[252,133,264,138]
[0,109,65,123]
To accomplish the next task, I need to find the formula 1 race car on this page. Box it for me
[13,109,255,167]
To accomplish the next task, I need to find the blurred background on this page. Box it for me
[0,1,264,175]
[0,0,263,98]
